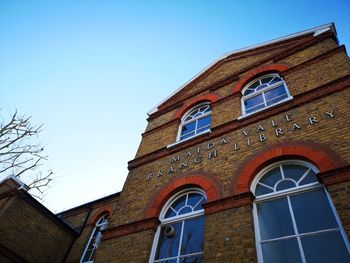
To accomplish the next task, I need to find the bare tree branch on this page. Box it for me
[0,111,53,199]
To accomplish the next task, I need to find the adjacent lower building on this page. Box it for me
[1,23,350,263]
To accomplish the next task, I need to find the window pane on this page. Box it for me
[182,123,196,136]
[156,222,182,260]
[255,184,274,196]
[244,94,264,111]
[155,259,177,263]
[276,180,296,191]
[178,206,192,215]
[261,76,273,84]
[171,195,187,214]
[290,189,338,233]
[187,193,204,210]
[265,85,286,99]
[257,197,295,240]
[283,164,308,182]
[262,238,302,263]
[181,132,195,140]
[181,217,205,256]
[259,167,282,188]
[302,231,350,263]
[165,207,176,218]
[197,115,211,130]
[299,170,317,185]
[180,254,203,263]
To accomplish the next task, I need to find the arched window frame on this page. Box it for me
[177,102,212,142]
[149,188,207,263]
[241,73,292,116]
[80,213,109,263]
[250,160,350,263]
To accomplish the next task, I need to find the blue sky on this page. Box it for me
[1,0,349,212]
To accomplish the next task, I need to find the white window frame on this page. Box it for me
[250,160,350,263]
[241,73,292,117]
[176,103,212,142]
[149,188,207,263]
[80,214,109,263]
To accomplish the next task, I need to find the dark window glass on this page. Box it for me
[244,94,264,110]
[265,85,287,103]
[181,123,196,136]
[170,195,187,215]
[197,115,211,130]
[257,197,295,240]
[180,255,203,263]
[290,189,338,233]
[259,167,281,188]
[187,193,204,210]
[262,238,302,263]
[181,217,205,255]
[276,180,296,191]
[255,184,273,196]
[261,76,273,84]
[178,206,192,215]
[283,165,308,182]
[156,222,182,260]
[299,170,318,185]
[302,231,350,263]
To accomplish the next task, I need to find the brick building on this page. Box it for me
[1,23,350,262]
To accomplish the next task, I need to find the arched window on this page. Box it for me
[80,213,109,263]
[178,103,212,141]
[150,188,207,262]
[241,73,291,115]
[251,161,350,263]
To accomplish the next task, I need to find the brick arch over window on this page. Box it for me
[87,207,113,226]
[175,93,219,119]
[232,142,345,195]
[144,171,223,219]
[232,64,290,94]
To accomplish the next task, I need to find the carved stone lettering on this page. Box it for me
[194,156,203,163]
[242,129,250,136]
[271,120,278,127]
[285,114,293,122]
[172,155,180,163]
[220,138,228,145]
[292,123,302,131]
[207,142,215,150]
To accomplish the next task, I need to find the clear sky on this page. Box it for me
[1,0,349,212]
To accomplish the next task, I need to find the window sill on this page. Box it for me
[167,129,211,149]
[237,96,293,120]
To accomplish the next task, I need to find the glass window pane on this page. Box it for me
[276,180,296,191]
[197,115,211,130]
[180,254,203,263]
[255,184,274,196]
[181,217,205,256]
[256,84,268,91]
[299,170,318,185]
[155,259,177,263]
[181,132,195,140]
[178,206,192,215]
[165,207,176,218]
[270,76,281,84]
[261,76,273,84]
[244,94,264,111]
[302,231,350,263]
[171,195,187,214]
[257,197,295,240]
[262,238,302,263]
[156,222,182,260]
[283,164,308,182]
[182,123,196,136]
[290,189,338,233]
[259,167,282,188]
[265,85,287,101]
[187,193,204,210]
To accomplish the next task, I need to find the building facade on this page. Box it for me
[1,23,350,263]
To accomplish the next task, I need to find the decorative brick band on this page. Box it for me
[175,93,220,119]
[232,64,290,94]
[232,142,345,194]
[318,164,350,186]
[144,171,224,219]
[102,217,160,240]
[203,191,255,215]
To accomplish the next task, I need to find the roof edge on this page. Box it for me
[147,23,336,115]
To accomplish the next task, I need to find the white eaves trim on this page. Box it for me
[147,23,336,116]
